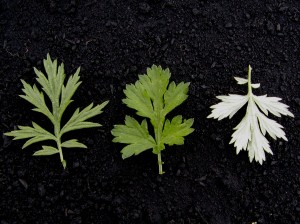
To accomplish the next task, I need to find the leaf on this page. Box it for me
[61,139,87,148]
[60,101,108,135]
[162,115,194,145]
[122,65,171,119]
[122,82,154,119]
[111,116,156,159]
[139,65,170,110]
[253,95,294,117]
[43,54,59,101]
[163,81,189,115]
[5,122,56,149]
[112,65,193,174]
[256,110,287,141]
[59,67,81,118]
[20,80,54,123]
[33,146,59,156]
[35,55,66,103]
[209,65,293,164]
[251,83,260,88]
[5,54,108,169]
[207,94,248,120]
[247,116,273,164]
[234,77,248,85]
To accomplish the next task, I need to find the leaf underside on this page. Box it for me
[208,66,293,164]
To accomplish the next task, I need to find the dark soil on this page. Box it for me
[1,0,300,223]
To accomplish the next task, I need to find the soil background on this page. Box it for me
[1,0,300,224]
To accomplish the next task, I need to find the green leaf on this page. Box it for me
[43,54,58,101]
[138,65,170,110]
[60,101,108,135]
[61,139,87,148]
[59,67,81,118]
[122,82,154,119]
[5,122,56,149]
[34,59,65,104]
[122,65,170,120]
[20,81,54,123]
[33,146,59,156]
[5,54,108,169]
[163,81,189,115]
[111,116,156,159]
[112,65,193,174]
[161,116,194,146]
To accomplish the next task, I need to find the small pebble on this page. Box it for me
[192,8,199,16]
[139,2,151,13]
[225,22,232,28]
[38,184,45,197]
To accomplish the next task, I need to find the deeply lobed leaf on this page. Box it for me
[59,67,81,118]
[208,65,294,164]
[33,146,59,156]
[20,81,54,123]
[207,94,248,120]
[5,54,108,168]
[5,122,56,149]
[60,101,108,135]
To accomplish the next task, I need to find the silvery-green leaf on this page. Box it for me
[20,81,54,123]
[60,101,108,135]
[5,54,108,169]
[33,146,59,156]
[61,139,87,148]
[59,67,81,118]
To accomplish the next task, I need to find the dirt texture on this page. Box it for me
[1,0,300,223]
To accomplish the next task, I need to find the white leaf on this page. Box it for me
[207,94,248,120]
[256,110,287,141]
[253,95,294,117]
[208,65,293,164]
[230,115,251,154]
[251,83,260,88]
[234,77,248,85]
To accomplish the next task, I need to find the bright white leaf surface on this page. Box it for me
[234,77,248,85]
[208,65,294,164]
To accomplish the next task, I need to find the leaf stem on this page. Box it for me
[154,111,165,175]
[53,96,64,168]
[56,139,65,167]
[157,153,164,175]
[248,65,252,95]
